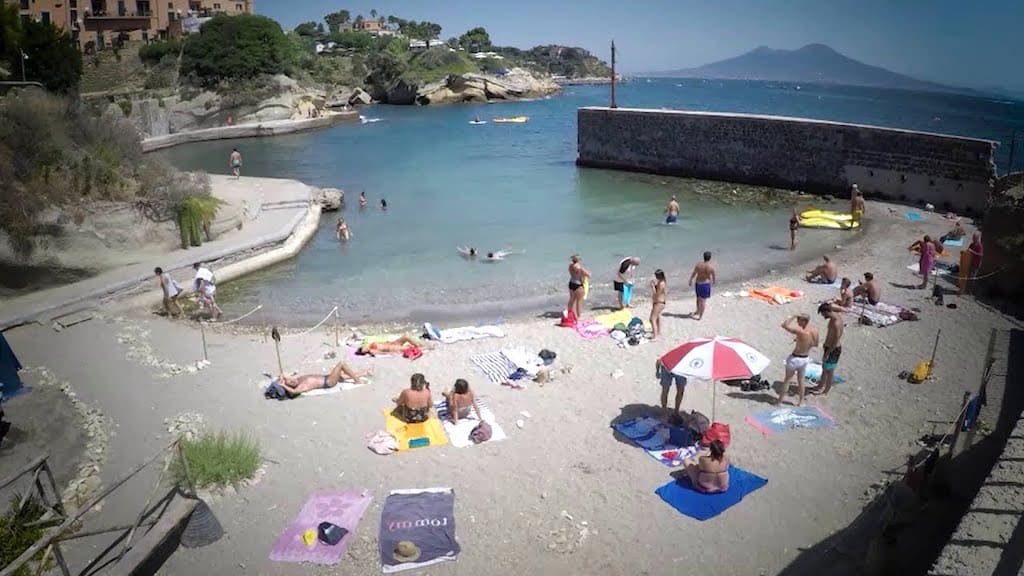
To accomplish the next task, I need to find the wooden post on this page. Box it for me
[949,391,972,454]
[609,39,617,109]
[927,330,941,379]
[334,307,340,347]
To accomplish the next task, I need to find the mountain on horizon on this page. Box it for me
[649,44,970,94]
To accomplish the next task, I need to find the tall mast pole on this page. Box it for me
[610,39,617,109]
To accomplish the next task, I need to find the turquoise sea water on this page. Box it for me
[156,79,1023,325]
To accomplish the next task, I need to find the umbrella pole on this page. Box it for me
[712,378,717,422]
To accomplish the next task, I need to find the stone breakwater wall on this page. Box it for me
[577,107,997,215]
[141,113,357,152]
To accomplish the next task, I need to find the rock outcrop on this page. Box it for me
[385,79,420,106]
[415,69,562,105]
[327,87,373,108]
[313,188,344,212]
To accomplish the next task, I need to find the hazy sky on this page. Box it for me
[256,0,1024,90]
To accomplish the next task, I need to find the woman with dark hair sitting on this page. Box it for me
[442,379,482,424]
[394,373,432,423]
[683,440,730,493]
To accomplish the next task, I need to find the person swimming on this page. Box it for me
[482,249,522,262]
[380,198,388,210]
[457,246,478,258]
[359,191,367,209]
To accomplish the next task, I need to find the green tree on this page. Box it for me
[421,21,442,46]
[370,8,378,19]
[0,2,23,67]
[323,10,350,33]
[181,14,292,87]
[386,15,404,30]
[20,20,82,92]
[293,21,323,38]
[328,30,373,51]
[458,27,490,52]
[364,50,405,90]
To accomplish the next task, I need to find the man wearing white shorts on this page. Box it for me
[192,262,223,319]
[773,313,819,407]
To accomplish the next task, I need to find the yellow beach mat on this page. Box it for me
[799,209,858,229]
[594,308,651,330]
[383,409,448,451]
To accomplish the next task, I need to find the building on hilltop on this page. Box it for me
[9,0,253,52]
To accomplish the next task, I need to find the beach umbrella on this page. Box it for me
[660,336,771,420]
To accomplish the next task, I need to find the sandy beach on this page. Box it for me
[2,200,1019,576]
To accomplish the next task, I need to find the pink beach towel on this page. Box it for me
[575,320,608,340]
[269,490,372,565]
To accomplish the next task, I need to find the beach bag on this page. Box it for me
[317,522,348,545]
[560,309,577,328]
[702,422,731,449]
[470,421,493,444]
[680,410,711,436]
[402,346,423,361]
[264,381,288,400]
[538,349,557,365]
[366,431,398,455]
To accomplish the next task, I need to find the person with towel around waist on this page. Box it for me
[614,256,640,310]
[773,313,819,407]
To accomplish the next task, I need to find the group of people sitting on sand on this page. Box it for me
[392,373,482,425]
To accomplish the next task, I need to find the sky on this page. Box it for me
[255,0,1024,91]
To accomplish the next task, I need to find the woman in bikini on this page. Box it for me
[683,439,730,494]
[394,373,432,423]
[789,208,799,251]
[567,254,590,321]
[278,361,373,397]
[358,334,423,356]
[442,378,482,424]
[336,218,351,241]
[649,269,667,341]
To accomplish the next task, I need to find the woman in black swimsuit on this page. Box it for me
[789,209,800,251]
[567,254,590,321]
[394,373,432,423]
[649,269,667,340]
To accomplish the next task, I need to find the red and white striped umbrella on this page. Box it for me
[660,336,770,381]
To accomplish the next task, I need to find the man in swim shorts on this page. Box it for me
[812,302,844,396]
[773,313,819,407]
[688,251,716,321]
[805,255,838,284]
[614,256,640,309]
[850,184,865,228]
[852,272,881,305]
[656,358,687,422]
[229,148,242,178]
[278,361,373,397]
[664,196,680,224]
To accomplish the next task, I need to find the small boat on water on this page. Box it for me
[492,116,529,124]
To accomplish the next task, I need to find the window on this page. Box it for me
[213,3,220,9]
[167,2,172,8]
[141,30,148,41]
[236,3,241,10]
[19,0,29,10]
[70,0,77,7]
[40,11,51,24]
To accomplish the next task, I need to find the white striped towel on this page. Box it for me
[434,398,508,448]
[471,351,518,384]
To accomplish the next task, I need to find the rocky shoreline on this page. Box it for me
[328,68,562,107]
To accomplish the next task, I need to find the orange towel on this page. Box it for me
[749,286,804,305]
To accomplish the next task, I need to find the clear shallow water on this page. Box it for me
[156,79,1022,325]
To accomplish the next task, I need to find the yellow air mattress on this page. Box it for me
[799,209,859,229]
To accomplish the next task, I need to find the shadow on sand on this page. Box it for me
[776,329,1024,576]
[608,403,671,447]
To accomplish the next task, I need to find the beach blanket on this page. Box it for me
[612,416,701,467]
[383,409,449,450]
[594,309,650,331]
[380,488,460,573]
[269,490,372,564]
[470,351,518,384]
[749,286,804,305]
[943,238,965,247]
[575,320,609,339]
[846,301,912,327]
[434,398,507,448]
[501,347,545,377]
[804,363,844,385]
[655,465,768,521]
[424,323,505,344]
[906,211,924,222]
[745,406,836,436]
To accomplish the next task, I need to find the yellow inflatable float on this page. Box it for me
[799,209,859,230]
[493,116,529,124]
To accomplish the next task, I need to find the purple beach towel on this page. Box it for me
[269,490,372,565]
[380,487,460,573]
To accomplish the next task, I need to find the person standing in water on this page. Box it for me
[664,195,680,224]
[229,148,242,179]
[614,256,640,309]
[687,251,716,321]
[789,208,799,250]
[850,184,865,229]
[567,254,590,321]
[649,269,667,341]
[359,191,367,209]
[336,218,351,241]
[380,198,388,211]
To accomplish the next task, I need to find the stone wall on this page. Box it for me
[577,107,997,215]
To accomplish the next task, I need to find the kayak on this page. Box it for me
[800,217,859,229]
[493,116,529,124]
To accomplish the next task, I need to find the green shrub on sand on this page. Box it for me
[174,431,262,490]
[177,195,223,249]
[0,494,47,576]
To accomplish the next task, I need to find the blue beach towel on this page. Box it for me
[745,406,836,436]
[943,238,965,247]
[622,284,633,306]
[655,465,768,521]
[906,212,924,222]
[804,363,845,385]
[612,416,699,467]
[0,333,25,401]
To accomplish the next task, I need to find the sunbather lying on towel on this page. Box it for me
[358,334,424,356]
[278,361,373,397]
[682,440,730,494]
[442,378,482,424]
[393,372,433,423]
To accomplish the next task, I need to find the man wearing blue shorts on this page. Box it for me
[688,251,716,321]
[657,359,687,421]
[664,196,680,224]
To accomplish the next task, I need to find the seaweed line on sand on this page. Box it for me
[115,321,210,378]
